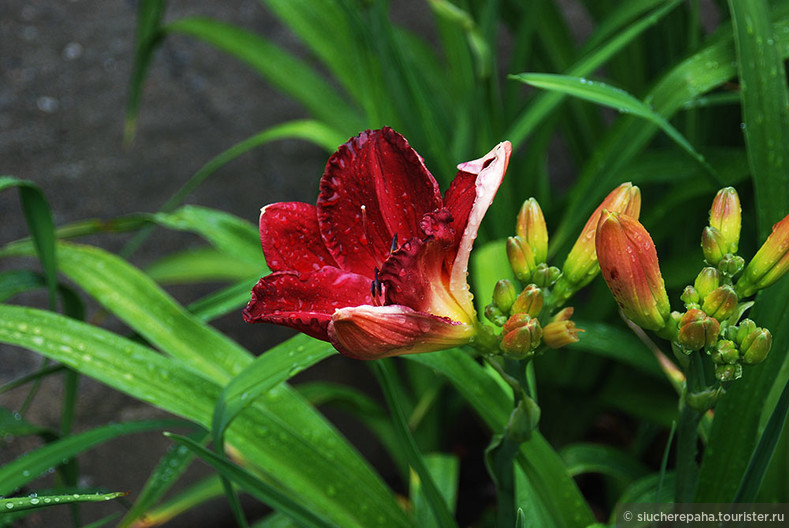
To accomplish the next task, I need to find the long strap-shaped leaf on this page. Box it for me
[408,350,595,528]
[0,305,410,528]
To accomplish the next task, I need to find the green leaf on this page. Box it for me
[510,73,720,184]
[0,305,410,528]
[734,377,789,502]
[187,279,257,322]
[728,0,789,235]
[410,453,460,528]
[0,419,188,495]
[0,492,127,513]
[569,321,664,378]
[146,247,261,284]
[121,475,224,528]
[118,430,208,528]
[165,17,362,133]
[212,333,335,445]
[166,433,341,528]
[153,206,263,266]
[560,443,650,482]
[409,350,595,527]
[0,177,58,310]
[124,0,166,144]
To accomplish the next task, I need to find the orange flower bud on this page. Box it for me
[516,198,548,264]
[595,211,670,331]
[500,314,542,359]
[506,236,536,283]
[543,319,583,349]
[736,214,789,297]
[560,183,641,290]
[709,187,741,254]
[677,309,720,351]
[510,284,544,317]
[701,285,738,322]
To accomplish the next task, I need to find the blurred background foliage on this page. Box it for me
[2,0,789,526]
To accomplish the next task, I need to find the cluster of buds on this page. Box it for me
[486,185,644,359]
[596,186,788,384]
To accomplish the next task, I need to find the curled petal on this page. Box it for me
[243,268,373,341]
[328,305,476,360]
[446,141,512,316]
[260,202,337,273]
[318,128,443,275]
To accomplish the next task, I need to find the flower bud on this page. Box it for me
[715,363,742,382]
[680,285,700,308]
[741,328,772,365]
[702,226,727,266]
[510,284,544,317]
[736,214,789,297]
[677,309,720,351]
[560,183,641,289]
[711,339,739,365]
[507,236,536,283]
[595,210,671,331]
[531,263,561,288]
[709,187,742,254]
[734,319,757,345]
[543,319,583,349]
[694,267,720,302]
[701,285,738,322]
[718,254,745,278]
[500,314,542,359]
[485,303,508,326]
[492,279,517,313]
[516,198,549,265]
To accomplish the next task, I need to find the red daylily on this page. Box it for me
[243,128,512,359]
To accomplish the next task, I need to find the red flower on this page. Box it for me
[243,128,512,359]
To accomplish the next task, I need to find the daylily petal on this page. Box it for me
[328,304,476,360]
[447,140,512,316]
[379,211,470,324]
[243,268,373,340]
[259,202,337,273]
[318,128,443,275]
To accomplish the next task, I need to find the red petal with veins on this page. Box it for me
[329,305,475,360]
[260,202,337,273]
[317,128,442,275]
[243,268,373,340]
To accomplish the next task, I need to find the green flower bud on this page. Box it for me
[677,309,720,351]
[734,319,757,345]
[715,363,742,382]
[701,285,738,322]
[492,279,517,313]
[694,267,720,301]
[681,285,700,308]
[741,328,772,365]
[511,284,544,317]
[485,303,508,327]
[702,226,727,266]
[735,214,789,297]
[500,314,542,359]
[709,187,742,254]
[507,236,536,284]
[531,263,561,288]
[516,198,549,265]
[711,339,739,365]
[506,396,541,443]
[718,254,745,278]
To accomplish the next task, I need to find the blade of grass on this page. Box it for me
[510,73,721,184]
[166,433,340,528]
[0,492,127,513]
[124,0,166,144]
[728,0,789,235]
[374,360,458,528]
[0,420,190,495]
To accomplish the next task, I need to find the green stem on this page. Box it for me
[374,360,457,528]
[675,352,705,502]
[490,435,520,528]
